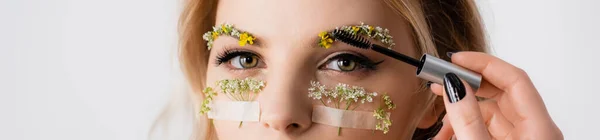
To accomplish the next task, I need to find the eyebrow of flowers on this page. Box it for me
[317,22,395,49]
[203,23,257,50]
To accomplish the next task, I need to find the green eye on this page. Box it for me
[325,57,357,72]
[321,53,382,72]
[335,58,357,71]
[231,54,258,68]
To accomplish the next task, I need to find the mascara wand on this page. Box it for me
[330,29,482,91]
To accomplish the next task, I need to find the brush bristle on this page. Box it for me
[330,29,371,49]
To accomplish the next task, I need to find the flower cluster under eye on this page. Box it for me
[203,23,256,50]
[198,78,265,116]
[308,81,378,108]
[318,22,395,49]
[374,94,396,134]
[217,78,265,101]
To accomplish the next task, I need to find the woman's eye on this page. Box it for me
[230,54,259,69]
[325,58,357,71]
[321,53,382,73]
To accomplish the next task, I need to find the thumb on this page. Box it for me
[441,73,490,140]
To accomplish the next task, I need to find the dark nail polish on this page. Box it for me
[444,73,466,103]
[426,81,433,88]
[446,52,455,58]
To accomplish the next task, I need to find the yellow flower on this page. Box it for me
[239,32,255,46]
[221,24,230,34]
[368,26,374,35]
[318,31,334,49]
[351,26,360,34]
[319,31,329,40]
[211,31,219,40]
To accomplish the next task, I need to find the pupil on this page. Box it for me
[339,59,350,67]
[240,55,256,67]
[337,58,356,71]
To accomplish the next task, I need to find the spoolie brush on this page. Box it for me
[330,29,421,67]
[330,29,483,91]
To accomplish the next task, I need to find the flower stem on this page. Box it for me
[345,102,351,110]
[338,127,341,136]
[239,121,243,128]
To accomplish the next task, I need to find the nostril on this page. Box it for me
[290,123,299,128]
[286,123,300,130]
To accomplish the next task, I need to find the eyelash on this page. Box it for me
[215,49,260,66]
[321,53,384,71]
[215,49,382,73]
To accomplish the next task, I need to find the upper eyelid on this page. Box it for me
[319,51,368,64]
[320,52,379,68]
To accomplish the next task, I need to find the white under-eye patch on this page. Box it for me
[308,81,396,135]
[207,100,260,122]
[312,105,390,130]
[199,78,265,126]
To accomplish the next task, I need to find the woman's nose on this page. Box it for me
[257,66,312,134]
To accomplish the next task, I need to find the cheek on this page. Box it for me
[369,61,432,130]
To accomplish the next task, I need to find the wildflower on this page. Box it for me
[239,32,255,46]
[318,31,334,49]
[199,87,217,115]
[373,93,395,134]
[221,24,231,34]
[374,107,392,134]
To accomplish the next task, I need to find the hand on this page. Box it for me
[430,52,563,140]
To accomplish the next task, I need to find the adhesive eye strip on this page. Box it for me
[308,81,396,134]
[207,100,260,122]
[198,78,265,126]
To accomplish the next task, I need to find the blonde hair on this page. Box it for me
[151,0,487,139]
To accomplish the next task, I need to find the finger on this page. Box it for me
[431,81,499,99]
[442,73,490,140]
[478,100,514,139]
[430,83,443,96]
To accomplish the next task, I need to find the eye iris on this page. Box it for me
[239,55,258,68]
[337,58,356,71]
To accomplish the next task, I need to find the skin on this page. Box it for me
[203,0,562,139]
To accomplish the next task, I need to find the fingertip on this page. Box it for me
[430,83,444,96]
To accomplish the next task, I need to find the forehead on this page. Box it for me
[215,0,403,45]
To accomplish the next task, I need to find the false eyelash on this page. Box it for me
[325,53,384,70]
[214,49,259,66]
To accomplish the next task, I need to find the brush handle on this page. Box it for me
[416,54,482,91]
[370,44,421,67]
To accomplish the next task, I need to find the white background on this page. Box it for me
[1,0,598,139]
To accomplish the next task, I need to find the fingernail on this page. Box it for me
[444,73,466,103]
[446,52,455,58]
[426,81,433,88]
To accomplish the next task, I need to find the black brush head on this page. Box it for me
[330,29,372,49]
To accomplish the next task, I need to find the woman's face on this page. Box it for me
[205,0,436,139]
